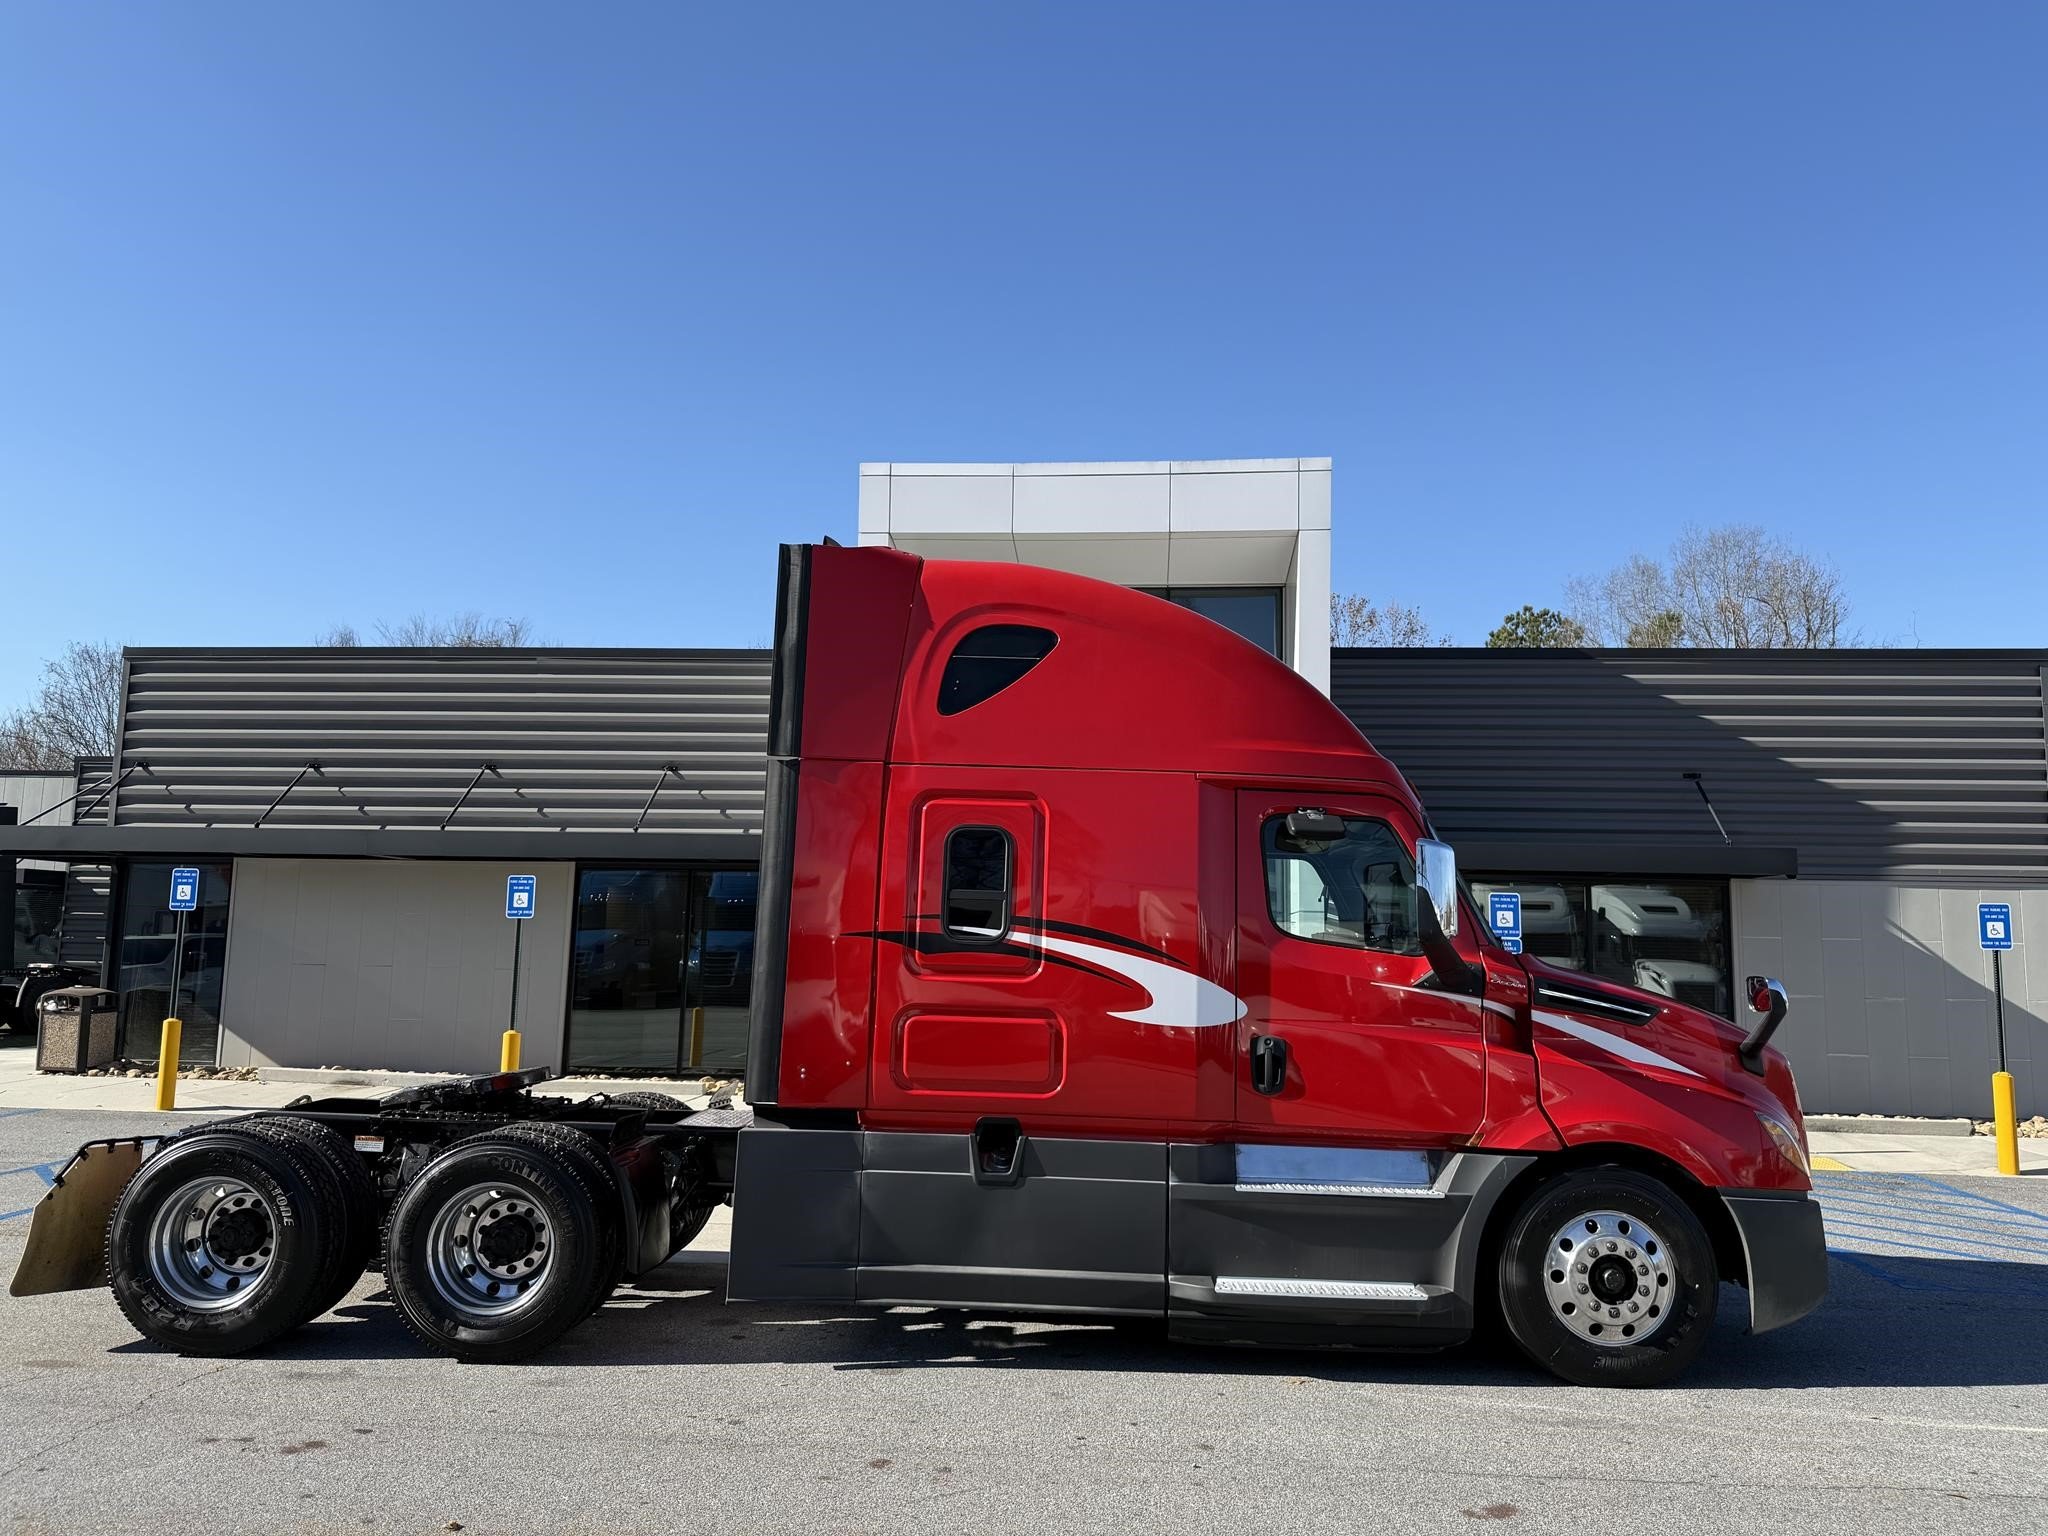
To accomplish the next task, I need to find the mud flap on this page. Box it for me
[8,1140,147,1297]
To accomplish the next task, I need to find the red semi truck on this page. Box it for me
[10,544,1826,1386]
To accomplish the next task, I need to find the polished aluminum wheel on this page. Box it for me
[423,1182,554,1318]
[1542,1209,1675,1346]
[146,1177,279,1312]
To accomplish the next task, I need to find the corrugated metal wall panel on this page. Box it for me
[60,756,114,971]
[108,652,771,850]
[1332,650,2048,883]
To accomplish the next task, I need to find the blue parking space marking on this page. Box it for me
[1815,1172,2048,1296]
[0,1160,64,1223]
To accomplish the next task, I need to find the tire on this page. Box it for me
[383,1132,611,1362]
[607,1091,688,1113]
[1496,1166,1718,1388]
[490,1123,628,1312]
[106,1126,346,1356]
[257,1116,384,1304]
[607,1093,720,1252]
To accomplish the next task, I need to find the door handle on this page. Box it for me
[1250,1034,1289,1097]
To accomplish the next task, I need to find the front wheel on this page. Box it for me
[1496,1166,1718,1387]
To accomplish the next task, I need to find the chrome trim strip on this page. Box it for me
[1231,1181,1447,1199]
[1234,1144,1437,1190]
[1214,1276,1430,1301]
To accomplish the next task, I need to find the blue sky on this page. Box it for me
[2,2,2042,702]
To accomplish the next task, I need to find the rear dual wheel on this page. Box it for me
[383,1127,620,1362]
[106,1117,376,1356]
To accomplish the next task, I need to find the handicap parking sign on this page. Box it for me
[169,867,200,912]
[1979,902,2013,951]
[506,874,537,920]
[1488,890,1523,954]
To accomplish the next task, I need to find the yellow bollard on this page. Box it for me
[1992,1071,2021,1176]
[500,1029,521,1073]
[154,1018,182,1111]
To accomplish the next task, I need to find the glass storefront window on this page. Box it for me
[114,861,233,1065]
[1469,875,1733,1018]
[686,871,757,1074]
[12,870,65,968]
[564,867,758,1077]
[566,868,690,1076]
[1136,587,1283,657]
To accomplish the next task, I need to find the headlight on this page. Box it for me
[1758,1112,1810,1176]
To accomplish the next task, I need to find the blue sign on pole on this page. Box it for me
[1979,902,2013,951]
[168,867,200,912]
[506,875,537,921]
[1488,890,1523,955]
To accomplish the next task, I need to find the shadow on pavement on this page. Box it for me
[101,1247,2048,1392]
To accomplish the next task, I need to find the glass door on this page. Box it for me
[682,870,757,1076]
[114,861,233,1066]
[565,868,690,1075]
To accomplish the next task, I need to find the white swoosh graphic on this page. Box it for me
[1532,1009,1701,1079]
[1020,932,1246,1028]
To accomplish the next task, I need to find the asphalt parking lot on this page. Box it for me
[2,1107,2045,1536]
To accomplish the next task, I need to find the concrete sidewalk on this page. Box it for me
[1809,1129,2047,1176]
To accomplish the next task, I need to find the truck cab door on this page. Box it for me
[1233,790,1488,1144]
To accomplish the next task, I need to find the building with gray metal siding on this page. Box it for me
[6,650,769,1077]
[1335,647,2048,1120]
[4,637,2043,1120]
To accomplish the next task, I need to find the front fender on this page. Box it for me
[1534,1043,1808,1191]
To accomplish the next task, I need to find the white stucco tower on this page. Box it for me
[856,457,1332,694]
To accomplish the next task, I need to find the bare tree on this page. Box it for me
[1567,526,1851,648]
[0,640,125,770]
[317,614,535,648]
[1330,593,1448,647]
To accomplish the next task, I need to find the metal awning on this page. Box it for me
[0,824,758,864]
[1454,841,1797,879]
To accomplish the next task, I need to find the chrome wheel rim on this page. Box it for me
[1543,1209,1676,1346]
[424,1182,554,1318]
[147,1177,279,1312]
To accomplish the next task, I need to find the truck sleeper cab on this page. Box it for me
[10,545,1826,1388]
[730,544,1825,1386]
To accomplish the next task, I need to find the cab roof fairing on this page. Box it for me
[871,555,1412,794]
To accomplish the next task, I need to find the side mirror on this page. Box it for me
[1415,838,1459,938]
[1737,976,1789,1075]
[1414,838,1481,997]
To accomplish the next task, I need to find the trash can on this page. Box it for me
[36,986,120,1074]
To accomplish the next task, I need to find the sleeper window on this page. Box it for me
[1262,815,1420,955]
[943,827,1013,940]
[937,625,1058,716]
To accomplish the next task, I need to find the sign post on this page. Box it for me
[1488,890,1524,956]
[158,868,200,1111]
[1978,902,2019,1176]
[504,875,537,1072]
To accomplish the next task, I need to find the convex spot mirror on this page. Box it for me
[1282,809,1347,849]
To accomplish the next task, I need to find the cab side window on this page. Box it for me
[943,826,1013,941]
[1263,815,1419,955]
